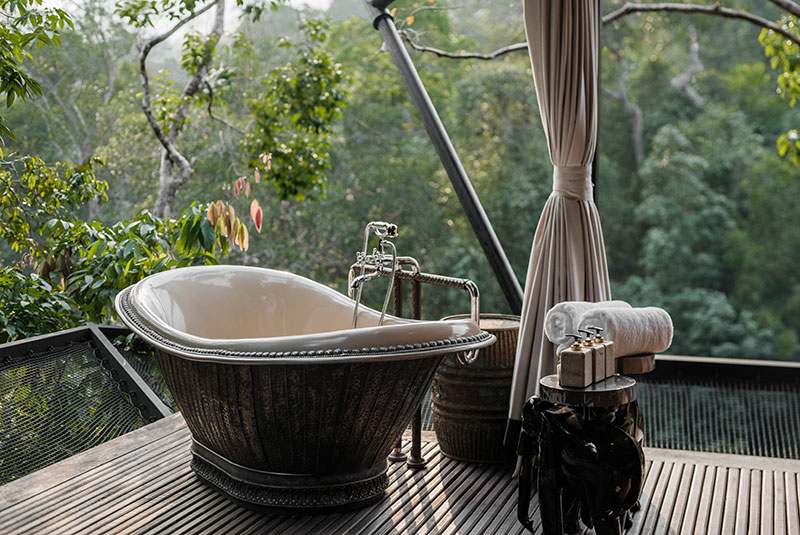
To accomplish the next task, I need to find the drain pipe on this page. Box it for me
[363,0,523,315]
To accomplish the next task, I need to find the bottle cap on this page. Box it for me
[587,325,605,342]
[577,329,594,346]
[566,333,583,351]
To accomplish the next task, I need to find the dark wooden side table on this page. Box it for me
[517,375,645,535]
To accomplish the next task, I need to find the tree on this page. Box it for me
[116,0,347,217]
[397,1,800,168]
[615,118,778,358]
[7,1,135,165]
[117,0,232,217]
[0,150,252,338]
[0,0,73,140]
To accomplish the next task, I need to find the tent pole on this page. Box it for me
[363,1,523,315]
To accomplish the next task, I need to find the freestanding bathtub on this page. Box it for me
[115,265,494,513]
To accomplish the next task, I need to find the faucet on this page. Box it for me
[350,221,399,328]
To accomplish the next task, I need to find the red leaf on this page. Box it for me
[255,207,263,233]
[245,182,251,198]
[250,199,259,221]
[254,168,260,183]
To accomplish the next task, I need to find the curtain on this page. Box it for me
[507,0,611,429]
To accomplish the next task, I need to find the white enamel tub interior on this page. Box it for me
[116,265,488,362]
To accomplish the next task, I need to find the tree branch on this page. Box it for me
[169,1,225,143]
[205,80,244,134]
[400,2,800,60]
[399,29,527,60]
[603,3,800,47]
[139,0,218,58]
[768,0,800,18]
[602,49,644,165]
[670,20,704,106]
[147,0,225,217]
[137,2,221,194]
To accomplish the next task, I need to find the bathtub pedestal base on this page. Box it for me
[190,441,390,514]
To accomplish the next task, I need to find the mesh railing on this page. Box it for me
[0,341,149,484]
[114,338,177,412]
[636,375,800,459]
[6,327,800,478]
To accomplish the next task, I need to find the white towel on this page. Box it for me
[544,300,631,355]
[577,307,673,357]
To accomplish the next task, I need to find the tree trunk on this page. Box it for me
[154,149,176,218]
[141,0,225,218]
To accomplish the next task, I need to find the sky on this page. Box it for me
[293,0,332,9]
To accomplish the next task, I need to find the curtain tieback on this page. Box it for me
[553,165,593,201]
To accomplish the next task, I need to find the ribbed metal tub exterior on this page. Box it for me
[115,272,495,514]
[432,314,520,463]
[155,349,446,513]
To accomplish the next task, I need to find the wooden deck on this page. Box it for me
[1,414,799,534]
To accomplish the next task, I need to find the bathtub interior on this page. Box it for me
[124,265,480,353]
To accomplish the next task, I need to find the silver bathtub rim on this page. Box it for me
[116,286,495,364]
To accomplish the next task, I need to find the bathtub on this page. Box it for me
[115,265,494,513]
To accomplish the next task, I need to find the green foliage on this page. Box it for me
[241,18,347,201]
[0,0,73,138]
[0,267,82,343]
[0,150,243,336]
[42,204,233,322]
[116,0,283,28]
[616,276,776,359]
[776,129,800,166]
[760,14,800,165]
[725,154,800,360]
[1,2,135,164]
[116,0,208,27]
[181,31,216,74]
[0,154,107,257]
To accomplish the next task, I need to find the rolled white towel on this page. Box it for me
[545,300,631,355]
[577,307,673,357]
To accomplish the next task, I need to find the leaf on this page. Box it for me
[200,219,216,253]
[255,206,263,233]
[239,224,249,251]
[254,168,260,183]
[207,203,218,226]
[406,15,414,26]
[231,218,241,247]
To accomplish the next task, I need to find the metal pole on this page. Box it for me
[363,1,523,315]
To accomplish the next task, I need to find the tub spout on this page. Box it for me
[351,221,399,328]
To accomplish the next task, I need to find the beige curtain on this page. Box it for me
[507,0,611,424]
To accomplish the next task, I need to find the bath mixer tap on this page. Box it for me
[350,221,399,328]
[347,221,481,365]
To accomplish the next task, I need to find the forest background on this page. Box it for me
[1,0,799,361]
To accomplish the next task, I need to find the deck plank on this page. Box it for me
[668,463,693,533]
[654,462,683,535]
[772,470,785,535]
[2,415,800,535]
[692,465,717,535]
[720,466,740,535]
